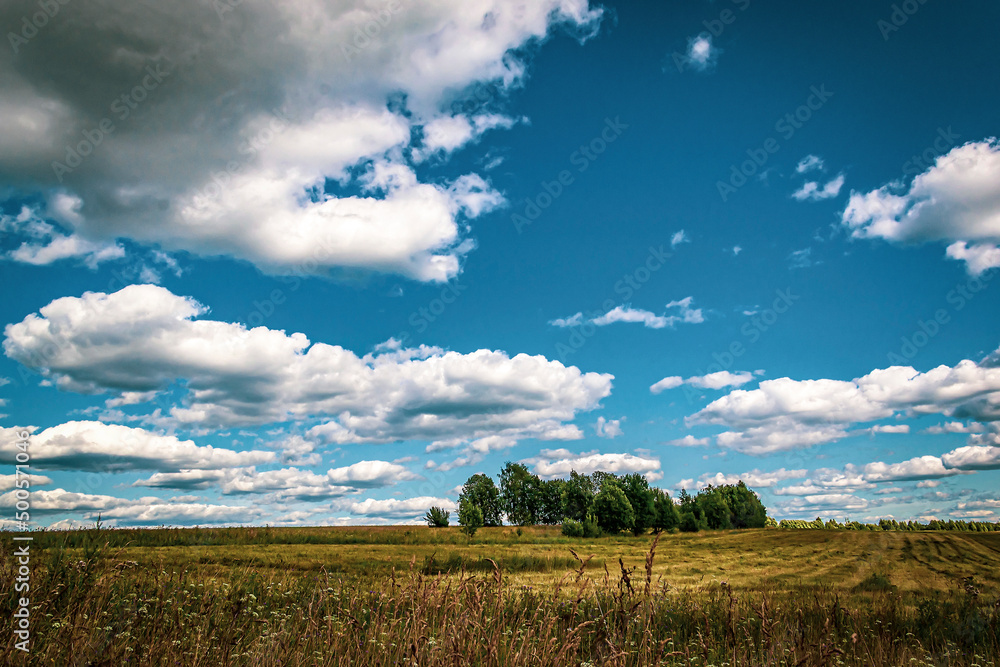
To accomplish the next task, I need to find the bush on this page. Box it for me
[561,519,584,537]
[582,513,602,538]
[424,506,450,528]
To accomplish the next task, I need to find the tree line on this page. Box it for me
[424,462,769,537]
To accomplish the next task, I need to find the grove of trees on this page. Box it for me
[445,461,769,536]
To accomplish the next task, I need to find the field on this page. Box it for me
[4,525,1000,665]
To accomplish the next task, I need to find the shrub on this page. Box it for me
[582,513,602,538]
[561,519,584,537]
[424,506,450,528]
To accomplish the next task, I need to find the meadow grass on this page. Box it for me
[3,526,999,665]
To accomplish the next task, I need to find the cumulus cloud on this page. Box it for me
[594,416,623,439]
[792,174,844,202]
[842,139,1000,275]
[552,298,704,331]
[0,472,52,491]
[4,286,613,441]
[1,206,125,268]
[651,370,755,394]
[688,350,1000,453]
[0,422,274,472]
[522,448,661,480]
[691,468,806,490]
[336,496,456,521]
[134,460,418,498]
[0,0,602,282]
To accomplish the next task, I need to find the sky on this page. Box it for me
[1,0,1000,529]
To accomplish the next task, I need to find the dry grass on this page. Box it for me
[3,526,999,665]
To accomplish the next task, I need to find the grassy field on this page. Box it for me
[4,526,1000,665]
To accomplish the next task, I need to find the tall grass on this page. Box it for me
[3,530,999,665]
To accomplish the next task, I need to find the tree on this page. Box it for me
[561,470,595,522]
[537,479,565,525]
[591,478,635,535]
[651,489,680,533]
[697,486,732,529]
[458,498,483,537]
[677,489,705,532]
[718,481,768,528]
[424,506,450,528]
[459,473,503,527]
[620,473,656,535]
[499,462,541,525]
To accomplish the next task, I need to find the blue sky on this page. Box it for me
[2,0,1000,528]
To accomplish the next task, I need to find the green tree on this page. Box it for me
[424,506,450,527]
[718,481,768,528]
[651,489,680,533]
[697,486,732,529]
[560,470,595,522]
[458,473,503,527]
[458,498,483,537]
[620,473,656,535]
[677,489,705,532]
[591,478,635,535]
[499,462,541,525]
[537,479,565,525]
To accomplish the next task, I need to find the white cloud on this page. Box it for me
[694,468,806,490]
[553,298,704,331]
[681,33,718,71]
[688,351,1000,454]
[772,493,872,518]
[650,376,683,394]
[793,174,845,202]
[670,229,689,248]
[1,206,125,269]
[594,416,623,439]
[941,445,1000,470]
[651,370,754,394]
[842,138,1000,275]
[0,0,603,282]
[0,473,52,491]
[667,435,709,447]
[337,496,456,520]
[523,448,662,480]
[796,155,824,174]
[863,455,963,482]
[417,114,517,159]
[0,488,132,514]
[869,424,910,434]
[0,422,274,472]
[4,286,613,442]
